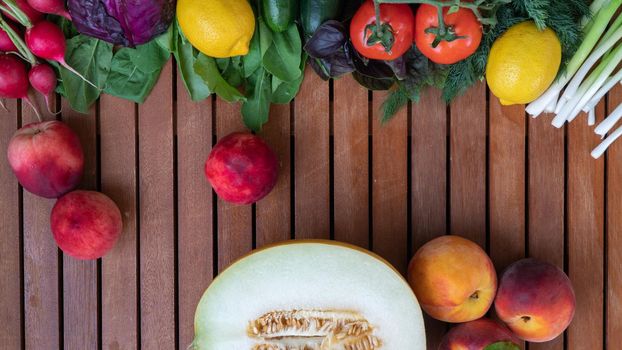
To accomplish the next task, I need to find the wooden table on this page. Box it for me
[0,63,617,350]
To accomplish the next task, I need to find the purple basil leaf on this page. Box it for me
[351,45,394,80]
[384,54,407,80]
[352,71,395,91]
[68,0,176,47]
[309,57,331,81]
[304,20,347,59]
[328,49,355,78]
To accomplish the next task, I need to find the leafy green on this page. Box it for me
[272,55,308,104]
[172,23,211,101]
[104,41,170,103]
[59,35,113,113]
[262,22,303,82]
[194,54,246,103]
[242,68,272,131]
[243,25,262,78]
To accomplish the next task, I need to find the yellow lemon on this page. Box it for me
[177,0,255,58]
[486,21,561,106]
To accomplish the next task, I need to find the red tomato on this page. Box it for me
[415,4,482,65]
[350,0,414,61]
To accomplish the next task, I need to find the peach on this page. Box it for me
[51,190,122,260]
[205,132,278,205]
[439,318,520,350]
[495,258,575,342]
[7,120,84,198]
[407,235,497,323]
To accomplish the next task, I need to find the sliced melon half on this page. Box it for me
[192,240,426,350]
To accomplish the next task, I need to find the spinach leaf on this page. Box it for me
[241,68,272,132]
[262,23,302,82]
[173,25,211,101]
[194,53,246,103]
[243,25,262,78]
[272,54,307,104]
[219,56,244,87]
[59,35,113,113]
[104,40,170,103]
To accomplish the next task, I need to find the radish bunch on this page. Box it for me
[0,0,92,118]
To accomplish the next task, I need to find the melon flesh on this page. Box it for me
[193,241,426,350]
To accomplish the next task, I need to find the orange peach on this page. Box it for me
[407,235,497,323]
[439,318,520,350]
[495,258,575,342]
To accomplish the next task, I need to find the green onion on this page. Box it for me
[526,0,622,116]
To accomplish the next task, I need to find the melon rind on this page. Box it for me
[193,240,426,350]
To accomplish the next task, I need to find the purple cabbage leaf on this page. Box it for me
[67,0,176,47]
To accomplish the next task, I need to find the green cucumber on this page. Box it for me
[262,0,299,33]
[300,0,343,37]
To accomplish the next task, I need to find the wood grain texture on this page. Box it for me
[176,86,214,348]
[138,62,176,349]
[215,99,252,271]
[606,85,622,349]
[567,106,605,350]
[100,95,138,350]
[372,91,408,274]
[294,67,330,239]
[450,82,487,247]
[411,89,447,349]
[257,103,292,247]
[333,75,369,248]
[489,100,526,271]
[527,114,565,350]
[23,95,60,350]
[0,99,21,350]
[61,102,98,350]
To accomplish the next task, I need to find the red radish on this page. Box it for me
[0,54,40,119]
[29,63,57,114]
[0,21,19,52]
[25,21,97,89]
[26,0,71,20]
[1,0,43,25]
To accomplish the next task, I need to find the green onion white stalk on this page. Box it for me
[595,103,622,136]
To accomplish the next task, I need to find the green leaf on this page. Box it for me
[258,18,273,57]
[271,54,307,104]
[194,53,246,103]
[243,25,262,78]
[448,5,460,14]
[174,24,211,101]
[155,24,175,52]
[220,56,244,87]
[242,68,272,132]
[104,41,169,103]
[262,23,302,82]
[129,40,170,73]
[59,35,113,113]
[484,342,521,350]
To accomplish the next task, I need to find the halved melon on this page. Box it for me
[192,240,426,350]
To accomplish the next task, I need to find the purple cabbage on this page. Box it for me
[68,0,176,47]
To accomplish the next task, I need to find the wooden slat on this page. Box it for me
[257,103,292,247]
[176,85,213,348]
[411,89,447,349]
[138,62,175,349]
[567,106,605,350]
[61,103,98,350]
[333,75,369,248]
[0,99,21,349]
[606,85,622,349]
[215,100,252,271]
[489,100,526,271]
[100,95,138,350]
[294,67,330,239]
[450,82,487,246]
[23,95,60,349]
[528,114,565,350]
[372,91,408,274]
